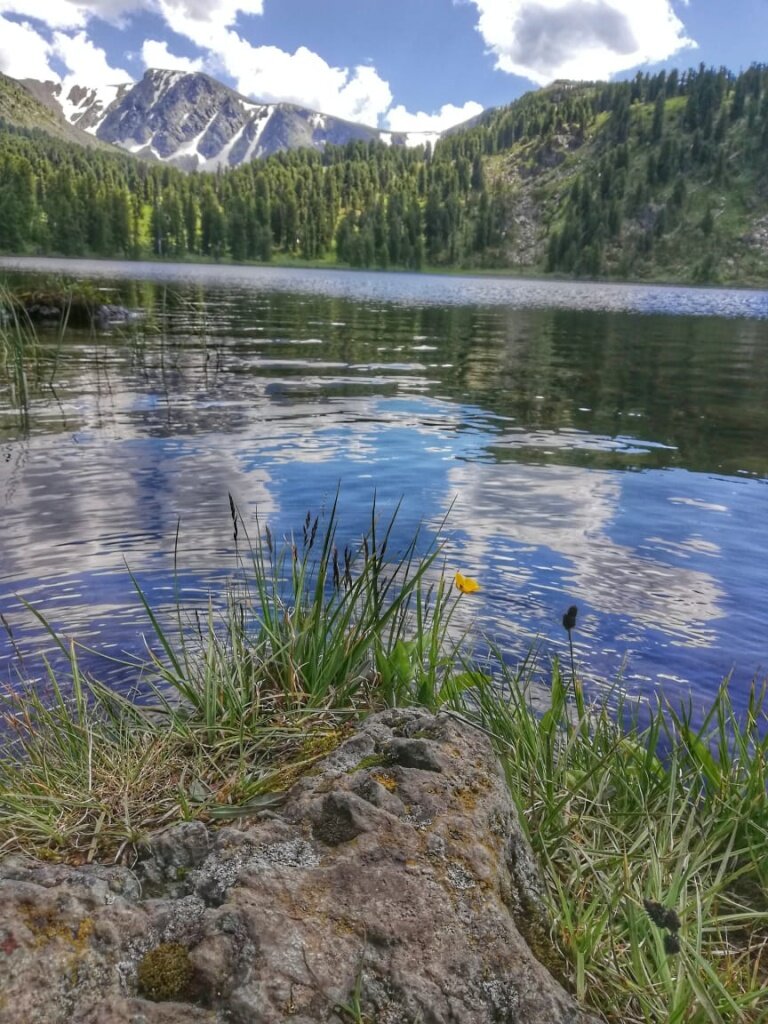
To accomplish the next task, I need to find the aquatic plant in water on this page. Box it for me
[0,284,66,411]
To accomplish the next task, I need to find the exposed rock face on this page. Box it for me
[745,214,768,257]
[21,70,436,169]
[0,709,595,1024]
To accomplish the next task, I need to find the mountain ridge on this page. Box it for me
[0,71,120,151]
[2,63,768,287]
[19,68,445,170]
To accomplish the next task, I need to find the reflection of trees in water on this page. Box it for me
[422,306,768,477]
[4,274,767,479]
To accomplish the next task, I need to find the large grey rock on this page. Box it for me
[0,709,595,1024]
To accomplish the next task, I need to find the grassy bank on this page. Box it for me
[0,502,766,1023]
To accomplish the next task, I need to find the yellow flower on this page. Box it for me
[455,571,480,594]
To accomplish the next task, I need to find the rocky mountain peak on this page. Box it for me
[19,67,437,170]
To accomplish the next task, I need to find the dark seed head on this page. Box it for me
[644,899,681,934]
[343,546,353,588]
[643,899,668,928]
[662,908,681,933]
[228,494,238,541]
[562,605,578,632]
[332,547,340,590]
[664,933,681,955]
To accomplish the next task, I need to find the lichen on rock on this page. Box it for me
[0,709,598,1024]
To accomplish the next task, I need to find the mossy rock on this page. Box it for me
[349,753,389,773]
[137,942,194,1002]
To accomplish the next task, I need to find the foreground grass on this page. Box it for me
[0,502,766,1023]
[466,663,768,1022]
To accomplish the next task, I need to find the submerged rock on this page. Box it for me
[92,303,144,328]
[0,709,596,1024]
[7,293,143,329]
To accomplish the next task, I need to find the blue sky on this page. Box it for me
[0,1,766,131]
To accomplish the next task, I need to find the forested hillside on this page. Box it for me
[2,64,768,284]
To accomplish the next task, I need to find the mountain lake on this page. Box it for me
[1,256,767,716]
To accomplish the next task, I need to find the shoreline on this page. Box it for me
[3,251,768,295]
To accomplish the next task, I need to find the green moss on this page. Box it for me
[349,753,389,773]
[137,942,194,1002]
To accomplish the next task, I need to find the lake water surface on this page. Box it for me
[1,257,767,713]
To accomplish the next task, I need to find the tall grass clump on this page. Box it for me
[0,498,466,859]
[0,502,766,1022]
[0,287,42,408]
[460,656,768,1023]
[128,494,467,730]
[0,284,67,409]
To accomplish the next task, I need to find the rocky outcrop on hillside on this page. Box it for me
[744,214,768,257]
[0,709,595,1024]
[0,72,114,150]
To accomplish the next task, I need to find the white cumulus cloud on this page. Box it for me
[468,0,696,85]
[151,13,394,125]
[146,1,395,124]
[226,44,393,126]
[0,15,57,79]
[53,29,131,84]
[157,0,263,23]
[0,1,144,28]
[141,38,204,72]
[385,100,484,133]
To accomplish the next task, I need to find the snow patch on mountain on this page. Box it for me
[171,112,219,163]
[41,79,130,134]
[241,107,275,163]
[406,131,442,149]
[24,69,454,169]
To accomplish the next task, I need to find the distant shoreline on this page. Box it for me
[2,251,768,295]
